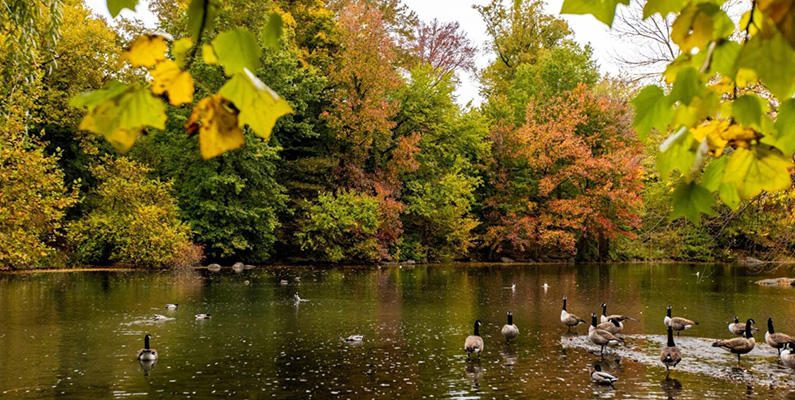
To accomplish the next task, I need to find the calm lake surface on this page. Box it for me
[2,263,795,399]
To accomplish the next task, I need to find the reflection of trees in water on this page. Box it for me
[745,262,785,275]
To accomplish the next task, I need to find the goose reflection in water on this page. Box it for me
[500,345,518,367]
[464,361,483,386]
[139,359,157,376]
[661,377,683,399]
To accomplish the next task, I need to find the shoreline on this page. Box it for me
[2,259,794,274]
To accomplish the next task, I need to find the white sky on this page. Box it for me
[84,0,621,106]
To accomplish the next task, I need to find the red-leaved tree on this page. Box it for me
[482,85,643,260]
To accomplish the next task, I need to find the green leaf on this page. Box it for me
[732,94,764,129]
[262,13,284,51]
[671,181,715,226]
[711,40,740,78]
[718,182,740,209]
[75,85,166,153]
[172,37,194,68]
[212,28,261,77]
[218,69,293,139]
[643,0,688,18]
[560,0,629,27]
[69,81,129,110]
[187,0,220,41]
[658,129,698,178]
[768,98,795,155]
[737,33,795,100]
[669,67,701,105]
[701,156,727,191]
[106,0,137,18]
[723,146,793,200]
[631,85,673,139]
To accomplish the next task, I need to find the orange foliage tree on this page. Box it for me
[482,85,643,261]
[319,1,419,259]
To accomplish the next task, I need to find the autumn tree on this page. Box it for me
[482,86,643,260]
[410,19,477,79]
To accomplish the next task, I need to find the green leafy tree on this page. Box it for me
[67,157,194,267]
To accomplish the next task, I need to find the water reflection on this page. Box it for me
[661,377,683,399]
[1,264,795,398]
[138,359,157,376]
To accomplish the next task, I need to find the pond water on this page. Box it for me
[2,263,795,399]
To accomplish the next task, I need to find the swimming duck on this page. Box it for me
[712,318,756,362]
[728,316,757,337]
[591,364,618,385]
[501,311,519,344]
[589,313,624,355]
[660,326,682,377]
[560,297,586,332]
[137,334,158,361]
[765,317,795,354]
[465,320,484,360]
[195,313,211,319]
[344,335,363,343]
[664,305,698,336]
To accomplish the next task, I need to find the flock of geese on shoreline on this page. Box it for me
[465,296,795,386]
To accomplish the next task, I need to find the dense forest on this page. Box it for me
[3,0,795,269]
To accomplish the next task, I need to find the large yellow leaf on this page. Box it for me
[151,60,195,106]
[218,69,293,139]
[186,95,245,160]
[723,146,793,199]
[123,33,170,68]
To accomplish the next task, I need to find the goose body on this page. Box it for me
[600,303,638,327]
[153,314,168,321]
[165,303,178,310]
[465,320,484,359]
[591,365,618,385]
[596,318,622,335]
[781,342,795,368]
[728,316,757,337]
[664,305,698,336]
[501,311,519,344]
[137,334,158,361]
[195,313,211,319]
[560,297,586,331]
[588,313,624,354]
[660,326,682,376]
[765,318,795,354]
[713,318,756,362]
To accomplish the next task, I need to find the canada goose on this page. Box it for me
[294,276,301,282]
[600,303,639,326]
[465,320,484,360]
[589,313,624,355]
[660,326,682,377]
[137,334,158,361]
[501,311,519,344]
[591,364,618,385]
[780,342,795,368]
[664,305,698,336]
[279,279,288,285]
[344,335,363,343]
[195,313,211,319]
[153,314,168,321]
[765,317,795,354]
[728,316,758,337]
[560,297,586,331]
[596,318,622,335]
[712,318,756,362]
[165,303,178,310]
